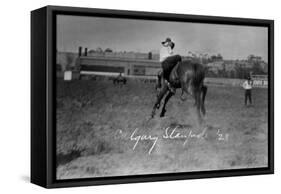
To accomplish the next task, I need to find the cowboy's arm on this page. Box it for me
[167,46,173,55]
[242,81,247,89]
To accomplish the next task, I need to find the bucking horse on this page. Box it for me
[151,56,208,123]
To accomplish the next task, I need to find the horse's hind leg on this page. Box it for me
[201,85,207,115]
[160,91,174,117]
[180,79,192,101]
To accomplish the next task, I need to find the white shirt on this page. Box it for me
[159,46,173,62]
[242,80,253,90]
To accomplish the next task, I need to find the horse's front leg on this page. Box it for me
[160,91,174,117]
[151,85,168,118]
[155,70,163,90]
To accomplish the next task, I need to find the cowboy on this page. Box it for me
[242,76,253,106]
[160,37,182,93]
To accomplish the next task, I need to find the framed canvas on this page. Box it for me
[31,5,274,188]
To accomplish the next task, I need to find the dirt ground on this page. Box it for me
[56,79,268,179]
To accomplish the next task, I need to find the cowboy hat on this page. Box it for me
[161,37,172,45]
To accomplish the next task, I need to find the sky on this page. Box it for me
[57,15,268,62]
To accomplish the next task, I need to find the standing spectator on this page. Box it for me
[242,76,253,106]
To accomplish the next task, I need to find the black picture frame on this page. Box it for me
[31,5,274,188]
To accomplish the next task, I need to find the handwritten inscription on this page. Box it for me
[130,128,158,155]
[115,126,229,155]
[163,127,208,146]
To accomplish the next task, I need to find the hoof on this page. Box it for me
[151,110,156,118]
[156,104,160,109]
[201,109,206,116]
[180,94,187,101]
[160,109,166,117]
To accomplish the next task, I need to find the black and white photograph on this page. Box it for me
[55,14,270,180]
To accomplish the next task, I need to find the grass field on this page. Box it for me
[56,79,268,179]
